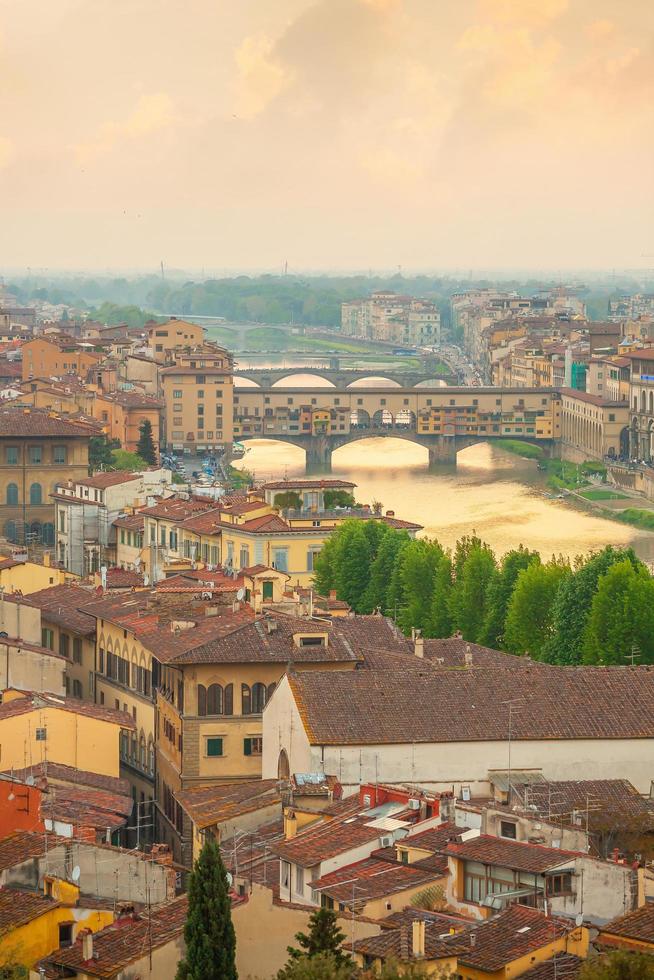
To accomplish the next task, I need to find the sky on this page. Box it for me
[1,0,653,272]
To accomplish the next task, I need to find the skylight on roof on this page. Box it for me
[517,926,531,933]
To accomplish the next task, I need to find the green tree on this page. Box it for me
[274,491,303,510]
[136,419,157,466]
[176,837,237,980]
[361,529,411,614]
[282,909,350,972]
[333,521,374,612]
[397,539,445,635]
[544,547,643,664]
[579,950,654,979]
[278,954,353,980]
[88,434,121,471]
[503,558,570,657]
[449,539,496,642]
[582,560,654,665]
[323,490,356,509]
[430,554,453,638]
[111,448,148,471]
[480,547,541,648]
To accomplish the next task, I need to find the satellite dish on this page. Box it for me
[236,588,246,601]
[71,866,81,882]
[225,871,233,887]
[575,914,584,927]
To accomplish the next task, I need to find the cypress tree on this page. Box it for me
[137,419,157,466]
[282,908,350,972]
[176,837,237,980]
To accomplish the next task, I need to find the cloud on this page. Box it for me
[233,33,295,119]
[74,92,176,164]
[477,0,568,27]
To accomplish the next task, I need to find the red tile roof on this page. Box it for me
[450,905,573,972]
[0,406,94,437]
[443,834,581,873]
[0,691,135,730]
[599,903,654,945]
[286,664,654,744]
[0,887,59,935]
[8,584,99,635]
[0,830,65,871]
[262,480,356,491]
[176,779,283,830]
[520,954,585,979]
[113,513,145,531]
[40,896,188,977]
[312,855,444,903]
[76,472,141,489]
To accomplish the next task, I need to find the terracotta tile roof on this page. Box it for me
[98,390,163,408]
[0,406,94,437]
[41,896,188,977]
[600,903,654,945]
[286,664,654,745]
[4,762,130,797]
[397,823,467,853]
[0,887,59,935]
[379,515,423,530]
[515,779,654,828]
[221,817,285,885]
[312,855,444,903]
[113,513,145,531]
[0,830,65,871]
[0,691,136,730]
[450,905,573,972]
[443,834,581,873]
[558,388,625,407]
[176,779,283,830]
[103,567,144,589]
[235,514,298,533]
[9,584,99,635]
[139,498,216,521]
[421,637,550,669]
[77,472,141,489]
[520,954,585,978]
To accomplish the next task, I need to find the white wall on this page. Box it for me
[264,690,654,795]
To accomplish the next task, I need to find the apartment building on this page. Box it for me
[20,335,104,382]
[161,347,234,453]
[0,406,93,546]
[341,291,440,347]
[147,318,205,362]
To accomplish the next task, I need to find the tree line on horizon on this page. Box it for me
[314,522,654,666]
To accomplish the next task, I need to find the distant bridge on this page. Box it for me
[233,385,560,473]
[233,366,455,389]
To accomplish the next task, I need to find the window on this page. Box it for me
[42,628,54,650]
[98,647,105,673]
[239,546,249,568]
[5,447,18,465]
[35,727,47,741]
[58,923,73,948]
[206,737,223,757]
[307,550,320,571]
[197,390,204,398]
[173,389,183,399]
[72,679,83,698]
[59,634,70,658]
[29,483,43,505]
[547,873,573,896]
[53,446,66,464]
[251,682,268,713]
[29,446,43,464]
[272,548,288,572]
[296,865,304,894]
[244,736,263,756]
[500,821,517,840]
[6,483,18,506]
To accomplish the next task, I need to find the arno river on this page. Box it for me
[232,373,654,563]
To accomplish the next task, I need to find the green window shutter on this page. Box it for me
[244,738,251,756]
[206,737,223,757]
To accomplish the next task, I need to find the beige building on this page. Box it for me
[559,388,629,461]
[161,347,234,454]
[147,317,205,361]
[0,406,92,547]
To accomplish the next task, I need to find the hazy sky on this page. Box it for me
[1,0,653,272]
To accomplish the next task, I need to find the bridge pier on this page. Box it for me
[427,437,457,470]
[305,436,333,475]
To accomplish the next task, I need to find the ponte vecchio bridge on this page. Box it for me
[233,384,561,473]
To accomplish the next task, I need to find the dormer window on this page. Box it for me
[294,633,328,647]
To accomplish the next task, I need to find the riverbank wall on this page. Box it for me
[607,462,654,502]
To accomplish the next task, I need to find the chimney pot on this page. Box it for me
[412,919,425,958]
[81,930,93,961]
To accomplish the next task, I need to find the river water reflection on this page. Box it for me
[234,438,654,563]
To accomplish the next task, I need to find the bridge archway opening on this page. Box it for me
[414,379,448,388]
[347,376,402,388]
[394,409,416,429]
[231,439,305,477]
[333,436,428,467]
[372,409,394,428]
[233,376,261,387]
[350,408,371,429]
[271,373,336,388]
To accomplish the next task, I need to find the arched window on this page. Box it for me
[650,391,654,415]
[3,520,16,542]
[241,683,251,715]
[6,483,18,506]
[206,684,223,715]
[42,523,55,546]
[139,733,146,769]
[634,396,638,412]
[251,682,267,714]
[224,683,233,715]
[29,483,42,505]
[148,739,155,774]
[267,682,276,702]
[642,390,647,413]
[29,521,42,542]
[278,748,290,779]
[197,684,206,716]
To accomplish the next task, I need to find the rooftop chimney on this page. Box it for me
[81,930,93,961]
[414,632,424,659]
[464,644,473,667]
[412,919,425,958]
